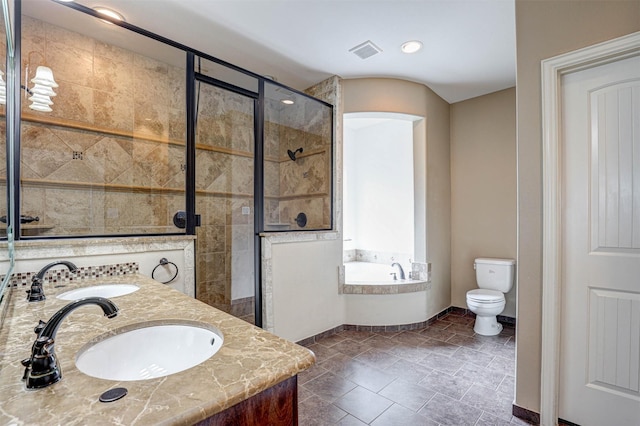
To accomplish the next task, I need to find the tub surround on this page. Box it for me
[0,274,315,424]
[343,248,413,265]
[340,263,429,295]
[339,261,430,294]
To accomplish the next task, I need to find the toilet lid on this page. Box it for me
[467,289,504,303]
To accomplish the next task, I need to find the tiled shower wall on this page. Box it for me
[19,15,186,236]
[264,95,332,230]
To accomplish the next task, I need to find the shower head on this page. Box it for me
[287,147,303,161]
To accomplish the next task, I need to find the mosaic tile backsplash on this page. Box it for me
[4,262,139,288]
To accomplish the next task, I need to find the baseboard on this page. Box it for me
[558,418,581,426]
[510,406,580,426]
[296,305,519,345]
[512,404,540,425]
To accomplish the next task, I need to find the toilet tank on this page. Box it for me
[474,258,515,293]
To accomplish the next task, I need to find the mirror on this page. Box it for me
[0,0,15,302]
[18,0,187,238]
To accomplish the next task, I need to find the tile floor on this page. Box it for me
[299,312,531,426]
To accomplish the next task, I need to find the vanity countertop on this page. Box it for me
[0,274,315,425]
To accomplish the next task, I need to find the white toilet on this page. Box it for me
[466,258,515,336]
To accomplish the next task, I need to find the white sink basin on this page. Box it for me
[56,284,139,300]
[75,322,223,381]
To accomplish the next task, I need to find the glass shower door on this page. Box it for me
[194,81,256,324]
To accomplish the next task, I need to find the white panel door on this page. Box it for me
[560,54,640,426]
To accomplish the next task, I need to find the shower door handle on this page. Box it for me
[172,211,201,229]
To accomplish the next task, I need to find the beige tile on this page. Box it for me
[104,192,134,228]
[21,18,46,63]
[227,198,252,225]
[94,40,134,65]
[279,197,328,229]
[93,55,134,96]
[228,224,251,252]
[89,188,106,229]
[46,157,104,183]
[45,21,94,52]
[229,156,253,194]
[20,125,69,178]
[133,54,169,105]
[196,150,226,190]
[206,225,226,253]
[45,40,93,88]
[168,65,185,111]
[49,127,102,152]
[43,188,93,228]
[49,82,94,124]
[20,187,45,223]
[197,196,226,227]
[211,156,235,193]
[168,107,186,141]
[133,99,169,139]
[84,136,133,184]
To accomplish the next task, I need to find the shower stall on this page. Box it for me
[1,0,334,326]
[191,57,333,323]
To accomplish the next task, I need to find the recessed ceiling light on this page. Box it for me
[401,40,423,54]
[93,7,126,23]
[281,99,294,105]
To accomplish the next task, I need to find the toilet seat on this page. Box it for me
[466,289,504,304]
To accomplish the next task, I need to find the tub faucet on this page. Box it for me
[391,262,405,280]
[27,260,78,302]
[21,297,119,389]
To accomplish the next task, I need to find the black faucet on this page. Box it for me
[21,297,119,389]
[27,260,79,302]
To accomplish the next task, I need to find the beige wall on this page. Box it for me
[450,88,517,317]
[269,77,453,342]
[271,238,345,340]
[515,0,640,414]
[342,78,451,319]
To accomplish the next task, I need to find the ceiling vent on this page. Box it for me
[349,40,382,59]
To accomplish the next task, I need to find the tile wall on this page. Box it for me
[264,90,333,230]
[19,15,186,236]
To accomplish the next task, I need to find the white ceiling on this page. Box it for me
[31,0,517,104]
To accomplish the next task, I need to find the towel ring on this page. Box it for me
[152,258,178,284]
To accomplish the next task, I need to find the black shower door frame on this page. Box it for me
[189,58,265,327]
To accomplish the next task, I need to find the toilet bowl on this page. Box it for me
[466,258,515,336]
[466,289,506,335]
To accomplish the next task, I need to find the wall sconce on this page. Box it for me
[0,52,60,112]
[24,64,58,112]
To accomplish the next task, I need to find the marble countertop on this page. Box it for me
[0,274,315,425]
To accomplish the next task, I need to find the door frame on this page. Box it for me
[540,31,640,426]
